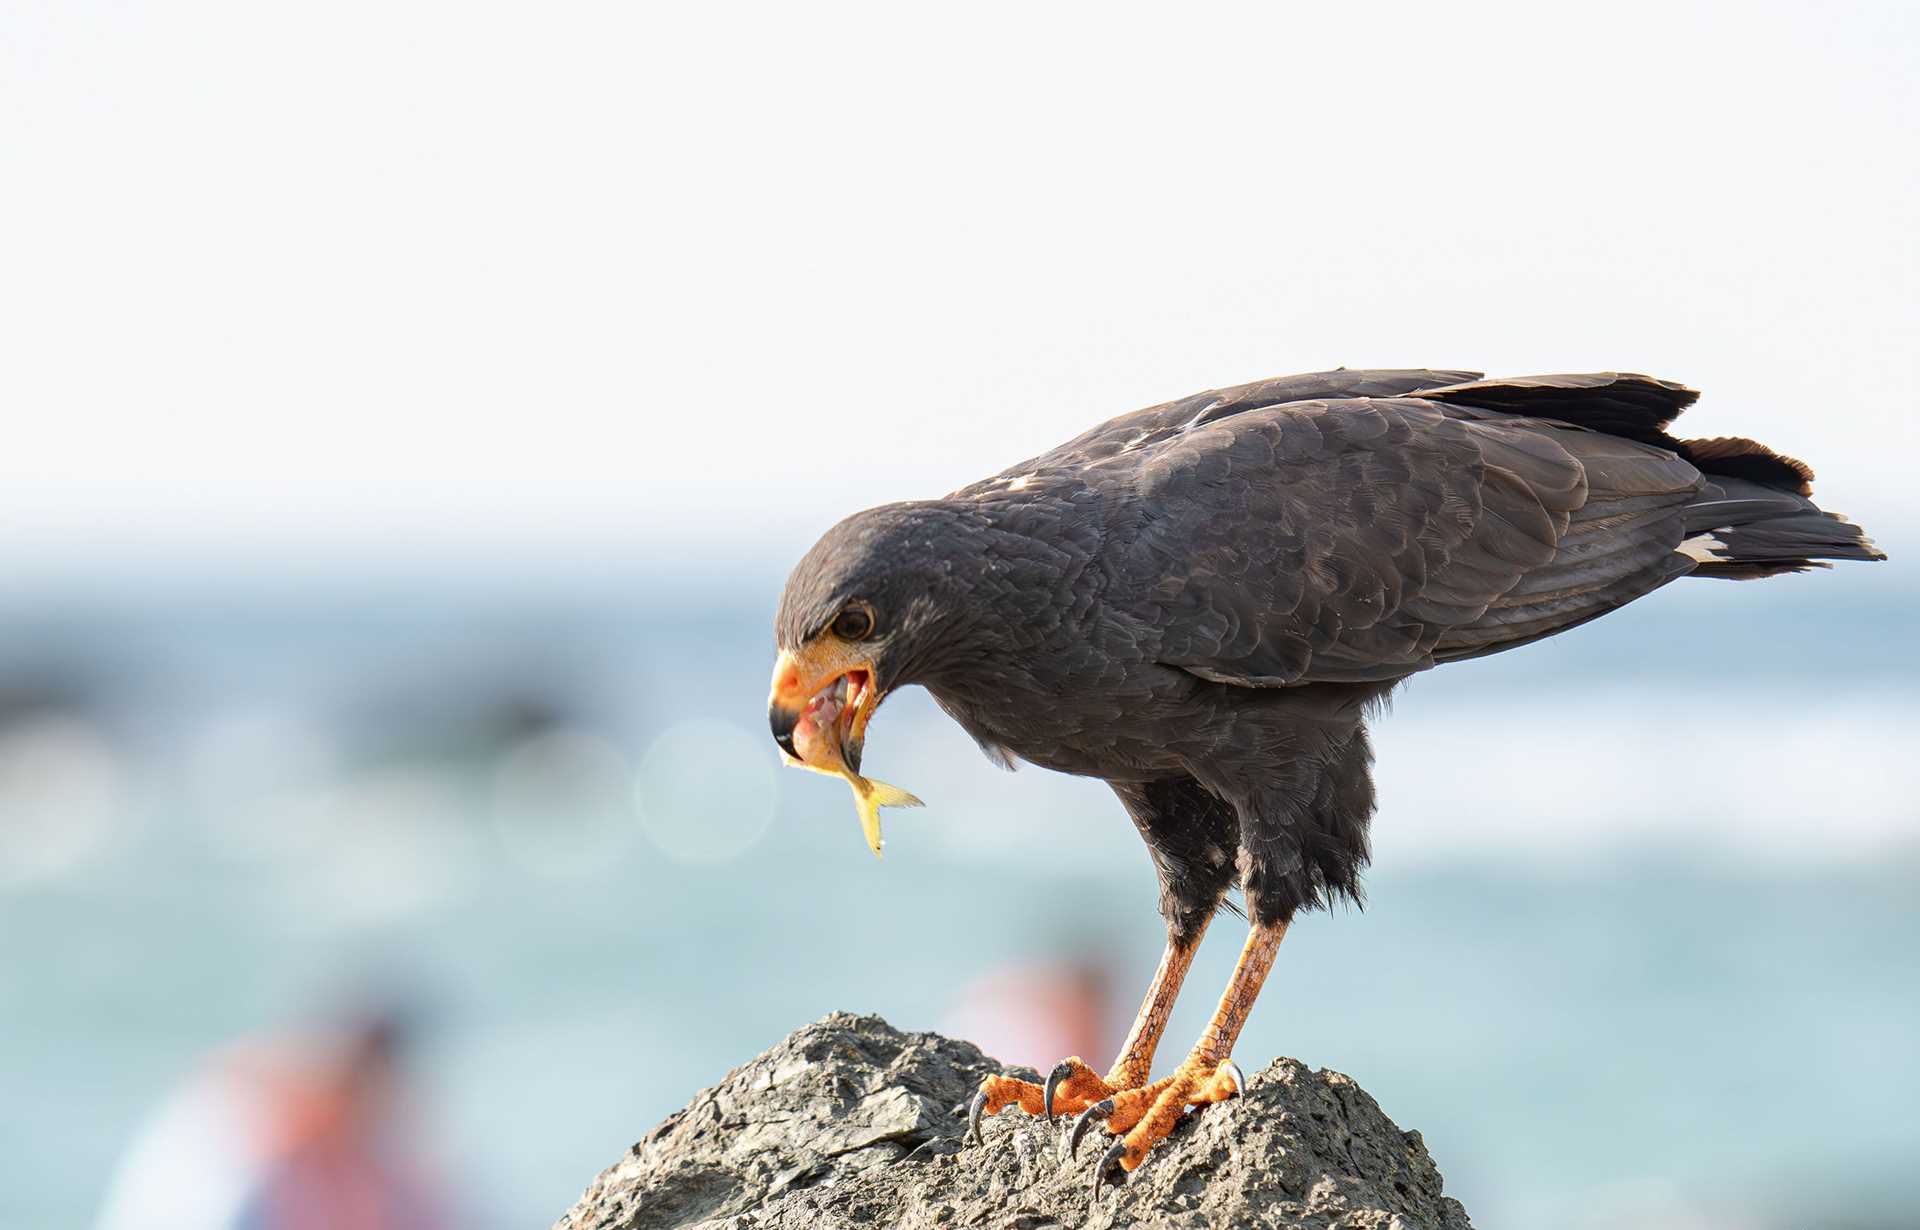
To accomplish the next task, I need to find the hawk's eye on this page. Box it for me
[831,604,876,641]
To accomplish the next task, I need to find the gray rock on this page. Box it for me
[555,1012,1473,1230]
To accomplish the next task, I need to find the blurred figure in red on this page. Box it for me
[97,1008,457,1230]
[942,956,1112,1077]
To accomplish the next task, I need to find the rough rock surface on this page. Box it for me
[556,1012,1473,1230]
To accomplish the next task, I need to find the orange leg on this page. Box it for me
[1104,919,1206,1089]
[969,916,1210,1142]
[1077,919,1288,1200]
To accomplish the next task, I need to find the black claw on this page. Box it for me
[1088,1140,1127,1211]
[1042,1061,1075,1120]
[1068,1098,1114,1159]
[967,1087,988,1145]
[1222,1060,1246,1098]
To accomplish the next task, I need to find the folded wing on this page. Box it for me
[1126,389,1704,686]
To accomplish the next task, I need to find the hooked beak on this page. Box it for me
[767,644,881,777]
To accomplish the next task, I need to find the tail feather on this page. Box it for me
[1679,435,1814,496]
[1415,371,1886,578]
[1682,476,1884,579]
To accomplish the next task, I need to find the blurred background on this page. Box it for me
[3,3,1915,1228]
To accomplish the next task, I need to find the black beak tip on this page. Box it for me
[769,705,800,757]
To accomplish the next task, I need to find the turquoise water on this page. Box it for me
[1,571,1914,1229]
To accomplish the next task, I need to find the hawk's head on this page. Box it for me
[766,501,978,776]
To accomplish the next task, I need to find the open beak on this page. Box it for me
[769,639,924,856]
[767,645,881,777]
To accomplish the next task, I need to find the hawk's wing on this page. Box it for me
[950,369,1481,500]
[1117,390,1705,686]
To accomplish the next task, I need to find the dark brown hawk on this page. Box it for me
[766,369,1883,1200]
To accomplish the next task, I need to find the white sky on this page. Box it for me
[3,1,1914,580]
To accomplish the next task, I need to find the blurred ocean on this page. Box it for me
[1,563,1914,1230]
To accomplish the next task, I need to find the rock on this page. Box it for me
[555,1012,1473,1230]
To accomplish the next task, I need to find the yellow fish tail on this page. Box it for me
[856,795,884,857]
[863,778,924,809]
[853,777,924,858]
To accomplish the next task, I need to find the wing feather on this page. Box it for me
[950,368,1480,499]
[1122,395,1704,686]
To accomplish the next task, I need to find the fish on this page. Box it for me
[779,668,924,856]
[780,750,923,856]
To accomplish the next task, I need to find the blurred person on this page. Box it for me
[96,1008,457,1230]
[943,958,1112,1078]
